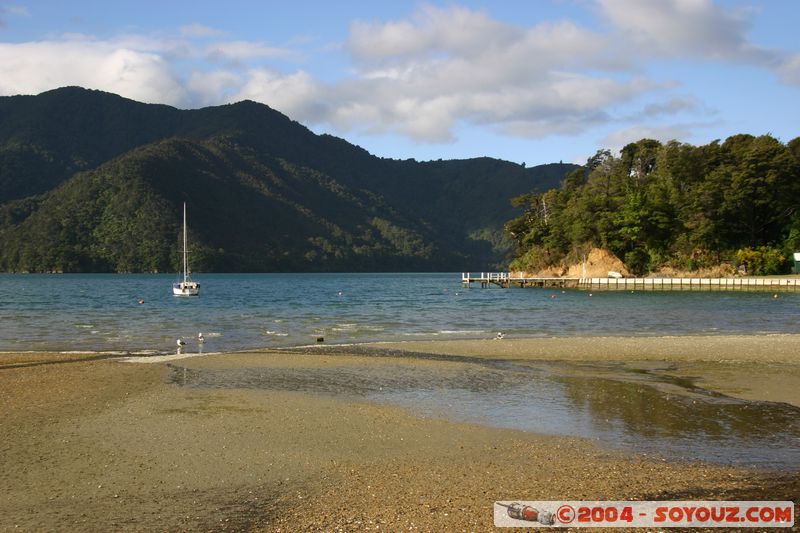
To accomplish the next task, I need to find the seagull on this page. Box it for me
[495,332,505,340]
[177,338,186,347]
[198,332,205,343]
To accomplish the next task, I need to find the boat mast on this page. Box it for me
[182,202,188,283]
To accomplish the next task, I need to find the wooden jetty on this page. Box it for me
[461,272,800,291]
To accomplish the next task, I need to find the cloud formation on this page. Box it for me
[0,39,187,105]
[330,7,635,141]
[597,0,799,83]
[0,1,797,150]
[598,0,757,59]
[206,41,297,64]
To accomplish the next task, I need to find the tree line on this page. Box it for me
[505,134,800,275]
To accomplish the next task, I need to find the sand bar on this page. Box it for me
[371,334,800,363]
[372,334,800,406]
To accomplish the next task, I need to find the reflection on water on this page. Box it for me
[168,353,800,469]
[556,375,800,466]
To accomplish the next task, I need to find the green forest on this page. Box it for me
[505,134,800,276]
[0,87,572,273]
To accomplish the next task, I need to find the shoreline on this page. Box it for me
[5,333,800,406]
[363,332,800,361]
[5,329,800,357]
[2,335,798,530]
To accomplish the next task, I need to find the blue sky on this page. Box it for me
[1,1,798,166]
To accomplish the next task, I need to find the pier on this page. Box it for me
[461,272,800,291]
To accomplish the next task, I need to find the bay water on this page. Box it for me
[1,272,799,353]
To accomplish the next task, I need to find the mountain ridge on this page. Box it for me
[0,87,577,272]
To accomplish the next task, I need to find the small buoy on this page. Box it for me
[337,291,343,297]
[589,293,593,297]
[773,294,779,299]
[316,336,324,343]
[138,299,145,305]
[198,332,205,343]
[550,294,556,299]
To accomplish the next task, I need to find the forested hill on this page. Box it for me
[0,87,575,272]
[506,135,800,276]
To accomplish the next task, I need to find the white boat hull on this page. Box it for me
[173,202,201,296]
[172,282,200,296]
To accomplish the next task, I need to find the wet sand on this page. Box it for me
[374,334,800,406]
[1,336,799,531]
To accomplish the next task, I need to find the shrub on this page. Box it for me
[735,246,788,275]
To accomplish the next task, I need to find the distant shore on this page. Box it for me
[1,334,798,530]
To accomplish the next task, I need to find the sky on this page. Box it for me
[0,1,798,166]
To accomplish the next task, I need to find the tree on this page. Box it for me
[505,133,800,275]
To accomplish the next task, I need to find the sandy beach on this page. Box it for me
[1,335,798,531]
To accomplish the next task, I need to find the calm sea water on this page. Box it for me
[1,272,799,353]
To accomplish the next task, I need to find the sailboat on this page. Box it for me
[172,202,200,296]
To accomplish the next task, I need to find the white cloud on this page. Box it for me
[393,96,457,142]
[321,5,641,141]
[597,0,786,72]
[315,2,798,144]
[229,68,327,121]
[599,0,800,90]
[642,96,702,117]
[348,5,516,64]
[0,40,187,105]
[206,40,297,63]
[599,0,745,57]
[180,23,224,39]
[348,18,428,62]
[187,69,242,107]
[0,30,300,108]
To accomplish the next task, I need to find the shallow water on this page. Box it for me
[168,350,800,469]
[2,273,800,353]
